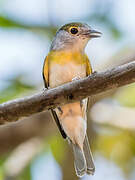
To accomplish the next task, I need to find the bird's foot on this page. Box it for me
[43,87,50,91]
[72,76,81,81]
[92,71,97,74]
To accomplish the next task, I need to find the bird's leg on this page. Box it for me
[88,71,97,77]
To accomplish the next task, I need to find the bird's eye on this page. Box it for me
[70,27,78,35]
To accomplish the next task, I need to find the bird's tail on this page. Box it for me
[71,134,95,177]
[72,143,86,177]
[83,134,95,175]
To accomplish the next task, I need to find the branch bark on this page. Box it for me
[0,61,135,124]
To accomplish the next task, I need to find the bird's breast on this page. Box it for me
[49,62,86,88]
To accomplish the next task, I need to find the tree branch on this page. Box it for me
[0,61,135,124]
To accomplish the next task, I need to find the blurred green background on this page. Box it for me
[0,0,135,180]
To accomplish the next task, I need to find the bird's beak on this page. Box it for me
[82,29,102,38]
[89,29,102,38]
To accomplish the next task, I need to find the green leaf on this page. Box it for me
[0,16,57,39]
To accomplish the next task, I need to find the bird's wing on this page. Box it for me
[43,56,67,139]
[84,56,95,174]
[42,55,49,88]
[86,55,92,76]
[86,55,93,112]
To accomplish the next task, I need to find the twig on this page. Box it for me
[0,61,135,124]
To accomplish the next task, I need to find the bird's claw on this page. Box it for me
[92,71,97,75]
[43,87,50,91]
[72,76,81,81]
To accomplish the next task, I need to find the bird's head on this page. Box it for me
[50,22,102,52]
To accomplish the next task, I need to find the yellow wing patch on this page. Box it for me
[43,55,49,88]
[85,55,92,116]
[85,55,92,76]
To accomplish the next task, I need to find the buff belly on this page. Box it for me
[49,62,87,147]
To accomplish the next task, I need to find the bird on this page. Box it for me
[42,22,101,177]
